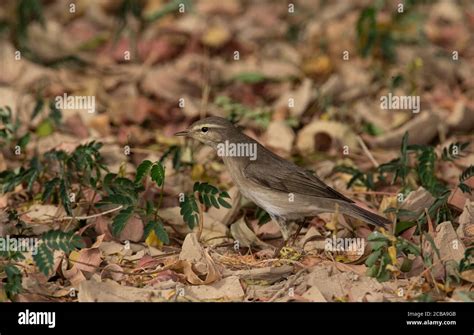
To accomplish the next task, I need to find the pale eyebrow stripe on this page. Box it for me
[192,124,226,130]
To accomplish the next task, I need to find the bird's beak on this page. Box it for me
[174,130,189,137]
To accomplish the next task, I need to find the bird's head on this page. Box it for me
[174,117,239,148]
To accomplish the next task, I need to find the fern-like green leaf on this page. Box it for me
[3,264,22,297]
[33,243,54,276]
[42,177,59,202]
[256,207,271,225]
[442,142,469,161]
[217,196,231,209]
[99,194,134,206]
[150,163,165,186]
[459,165,474,183]
[417,147,444,195]
[59,178,72,216]
[144,219,169,244]
[42,230,84,253]
[458,165,474,195]
[179,195,199,229]
[220,191,230,199]
[135,160,153,184]
[210,195,220,208]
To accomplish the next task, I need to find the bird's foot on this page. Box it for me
[273,239,286,258]
[273,239,303,260]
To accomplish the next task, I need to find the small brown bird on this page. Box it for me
[175,117,391,240]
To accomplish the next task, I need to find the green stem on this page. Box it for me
[154,176,166,221]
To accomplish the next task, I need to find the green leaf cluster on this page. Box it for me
[366,231,420,282]
[179,182,232,229]
[33,230,85,275]
[334,133,471,225]
[214,96,272,129]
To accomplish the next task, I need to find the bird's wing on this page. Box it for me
[243,158,354,203]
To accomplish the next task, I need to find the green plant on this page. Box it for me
[33,230,85,275]
[441,142,469,161]
[458,165,474,195]
[1,101,62,151]
[179,182,231,229]
[255,207,271,225]
[459,247,474,273]
[97,160,169,243]
[334,133,470,226]
[214,96,272,129]
[0,153,177,299]
[356,1,425,63]
[0,106,30,150]
[378,132,411,186]
[0,141,107,214]
[365,231,420,282]
[333,165,376,190]
[232,72,267,84]
[144,0,192,22]
[159,145,183,170]
[1,230,84,299]
[2,264,23,297]
[16,0,45,42]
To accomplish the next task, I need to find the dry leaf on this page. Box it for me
[301,286,327,302]
[369,112,440,148]
[433,221,466,263]
[272,79,313,117]
[177,233,221,284]
[457,200,474,244]
[201,25,231,48]
[448,177,474,211]
[230,217,272,250]
[399,187,435,221]
[78,278,169,302]
[118,216,144,242]
[296,120,358,154]
[307,266,384,301]
[61,260,87,287]
[222,265,293,284]
[101,264,125,282]
[70,248,102,274]
[447,101,474,132]
[263,120,295,154]
[298,226,326,252]
[184,276,244,301]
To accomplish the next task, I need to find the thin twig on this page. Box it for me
[68,252,179,276]
[268,268,307,302]
[356,135,379,168]
[345,190,397,196]
[36,205,123,224]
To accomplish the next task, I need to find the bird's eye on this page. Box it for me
[201,127,209,133]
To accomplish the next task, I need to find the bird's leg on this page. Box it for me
[271,215,289,257]
[273,218,307,258]
[289,218,307,246]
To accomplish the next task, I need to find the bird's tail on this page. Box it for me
[343,203,392,227]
